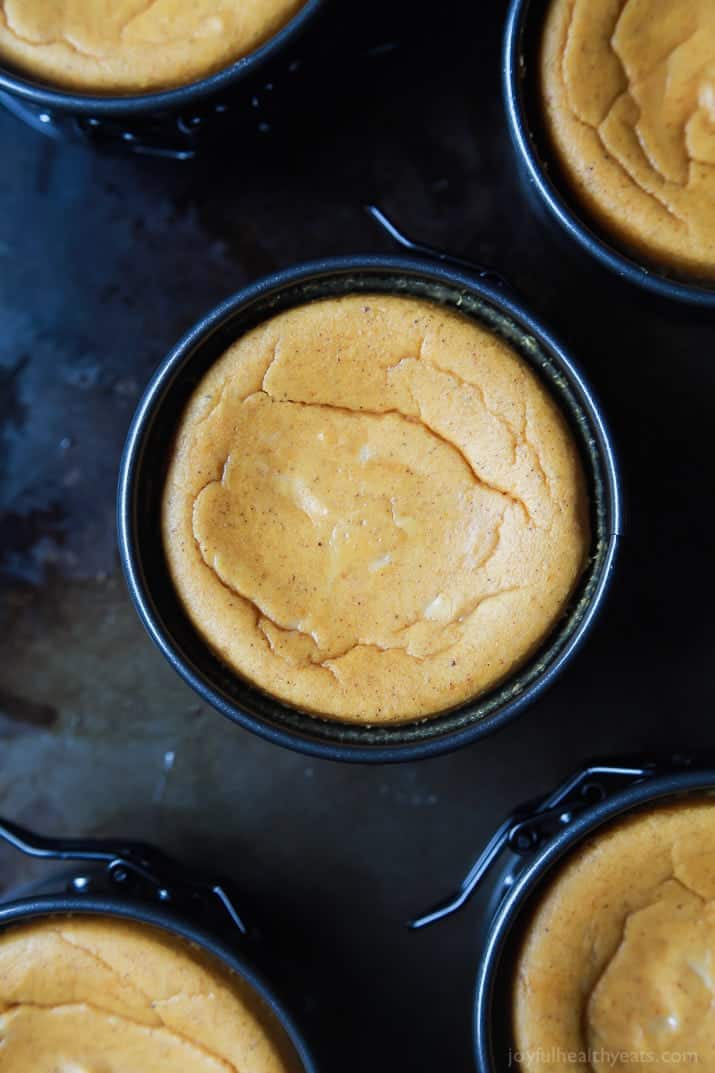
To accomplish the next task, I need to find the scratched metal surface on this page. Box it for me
[2,2,715,1070]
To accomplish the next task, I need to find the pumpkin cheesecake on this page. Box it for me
[0,915,299,1071]
[162,294,590,724]
[513,799,715,1071]
[541,0,715,280]
[0,1,306,93]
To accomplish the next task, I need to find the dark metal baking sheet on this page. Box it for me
[1,1,715,1069]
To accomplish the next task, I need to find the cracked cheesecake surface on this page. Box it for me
[162,294,590,724]
[0,916,298,1072]
[0,1,305,93]
[513,800,715,1072]
[540,0,715,280]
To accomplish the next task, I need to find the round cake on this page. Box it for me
[540,0,715,280]
[162,294,590,724]
[0,1,306,93]
[513,799,715,1072]
[0,915,298,1071]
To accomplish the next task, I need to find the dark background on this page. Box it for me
[1,2,714,1070]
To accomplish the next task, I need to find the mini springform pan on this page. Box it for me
[504,0,715,308]
[412,755,715,1071]
[118,254,621,763]
[0,814,317,1072]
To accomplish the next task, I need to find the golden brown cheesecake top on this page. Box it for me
[0,916,299,1072]
[0,1,306,93]
[513,799,715,1073]
[541,0,715,280]
[162,294,589,724]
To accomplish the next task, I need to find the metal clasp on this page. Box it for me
[365,204,511,290]
[0,817,245,936]
[409,760,666,931]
